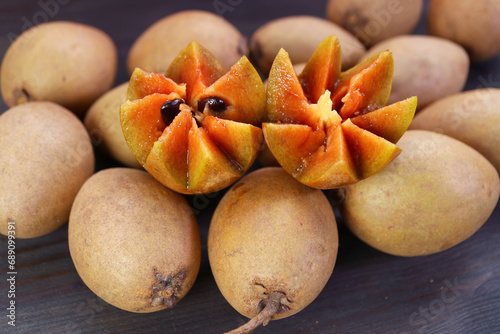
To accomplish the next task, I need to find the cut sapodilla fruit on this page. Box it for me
[121,42,266,194]
[263,35,417,189]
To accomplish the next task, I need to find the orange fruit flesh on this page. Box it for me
[120,93,173,165]
[341,119,401,180]
[331,51,393,120]
[146,107,193,188]
[127,68,186,101]
[199,56,266,126]
[350,96,417,144]
[165,41,226,105]
[299,35,341,105]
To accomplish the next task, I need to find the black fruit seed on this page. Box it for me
[198,97,227,113]
[161,99,184,125]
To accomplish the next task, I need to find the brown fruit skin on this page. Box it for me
[84,83,142,169]
[0,102,95,238]
[0,21,117,116]
[250,16,365,75]
[127,10,248,74]
[428,0,500,62]
[326,0,423,47]
[341,130,500,257]
[68,168,201,313]
[410,88,500,173]
[208,167,338,320]
[365,35,469,110]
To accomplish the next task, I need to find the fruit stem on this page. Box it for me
[224,291,286,334]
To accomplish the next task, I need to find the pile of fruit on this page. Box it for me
[1,0,500,332]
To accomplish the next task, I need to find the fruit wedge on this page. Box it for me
[121,42,266,194]
[264,35,416,189]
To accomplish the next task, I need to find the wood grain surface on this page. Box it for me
[1,1,500,333]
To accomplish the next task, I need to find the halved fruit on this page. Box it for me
[121,42,265,194]
[264,35,417,189]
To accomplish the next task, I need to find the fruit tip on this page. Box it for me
[130,67,144,77]
[323,35,340,46]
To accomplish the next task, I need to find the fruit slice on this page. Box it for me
[166,41,226,106]
[331,50,394,119]
[165,42,266,126]
[299,36,341,105]
[202,116,263,170]
[350,96,417,144]
[127,68,186,101]
[145,107,193,190]
[199,57,267,125]
[263,123,327,174]
[120,93,175,164]
[267,49,310,125]
[263,35,417,189]
[341,119,401,179]
[121,42,265,194]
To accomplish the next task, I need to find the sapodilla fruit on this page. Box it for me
[340,130,500,257]
[0,102,94,238]
[208,167,338,333]
[127,10,248,74]
[1,21,117,116]
[69,168,201,312]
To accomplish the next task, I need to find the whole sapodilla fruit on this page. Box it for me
[410,88,500,173]
[0,21,117,116]
[127,10,248,74]
[250,15,365,74]
[68,168,201,313]
[326,0,423,46]
[364,35,469,110]
[0,102,94,239]
[428,0,500,61]
[341,130,500,257]
[208,167,338,332]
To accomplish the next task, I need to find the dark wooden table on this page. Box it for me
[1,1,500,333]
